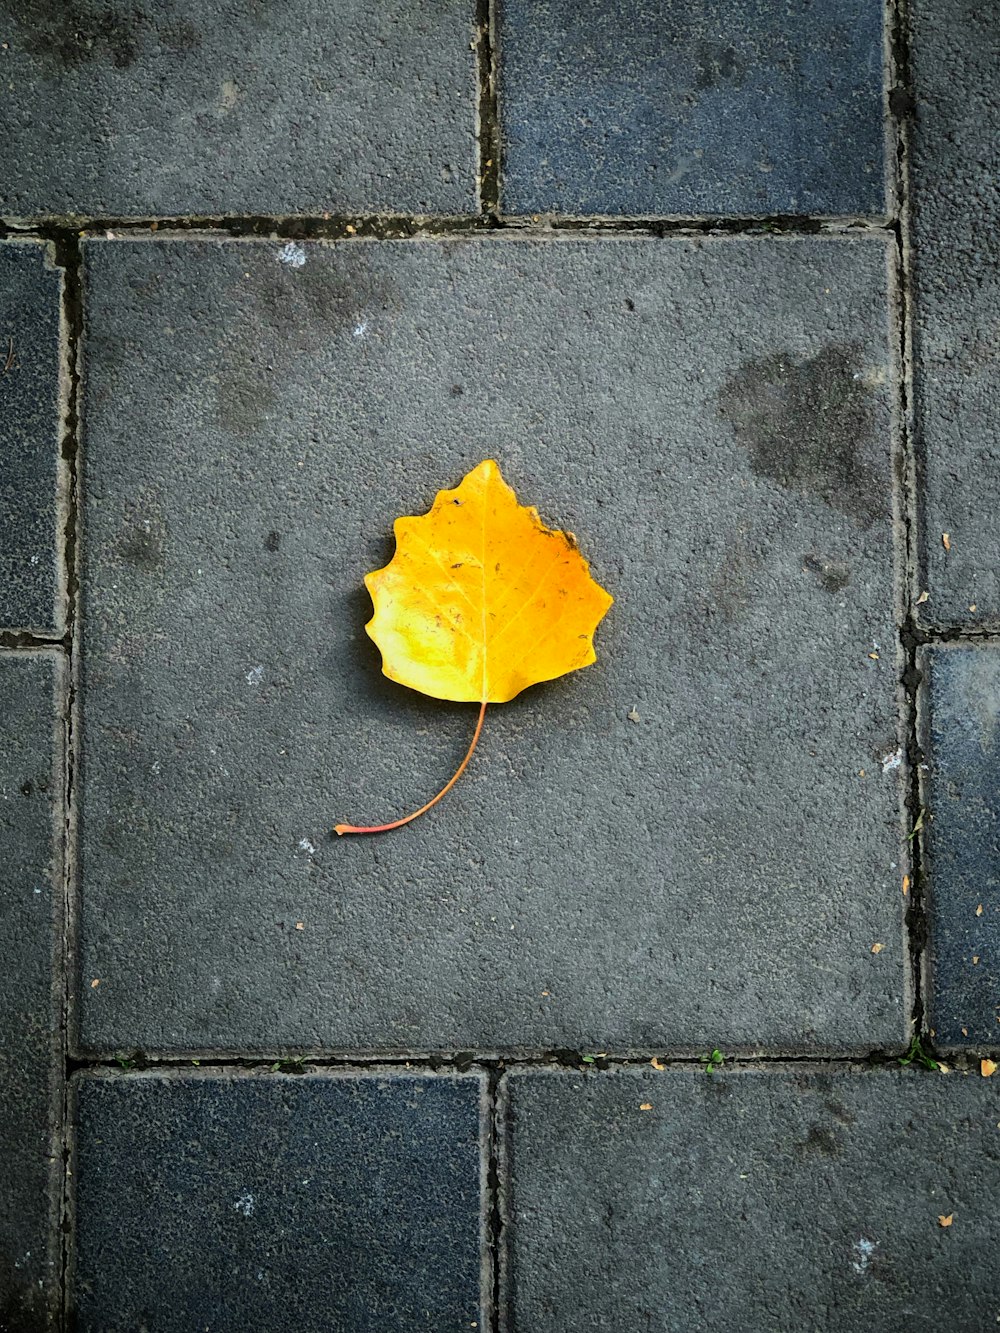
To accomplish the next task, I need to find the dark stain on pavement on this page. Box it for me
[117,515,167,571]
[718,344,885,527]
[795,1123,842,1157]
[803,553,851,593]
[693,40,743,90]
[12,2,203,71]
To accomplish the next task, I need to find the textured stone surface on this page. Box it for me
[911,0,1000,626]
[72,1070,486,1332]
[78,235,904,1055]
[498,0,887,217]
[920,645,1000,1048]
[0,0,477,219]
[0,652,63,1329]
[503,1067,1000,1332]
[0,240,63,632]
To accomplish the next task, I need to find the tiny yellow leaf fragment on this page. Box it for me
[916,590,930,605]
[976,904,984,916]
[639,1103,653,1111]
[983,1059,998,1078]
[650,1057,666,1071]
[942,532,951,551]
[871,943,884,954]
[90,978,101,989]
[902,875,911,897]
[938,1213,954,1228]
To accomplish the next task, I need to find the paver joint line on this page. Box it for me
[485,1066,503,1333]
[886,0,930,1051]
[3,213,900,243]
[53,230,84,1333]
[66,1048,1000,1075]
[476,0,500,217]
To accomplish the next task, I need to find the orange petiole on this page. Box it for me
[335,699,488,836]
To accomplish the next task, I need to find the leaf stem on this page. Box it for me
[335,700,488,836]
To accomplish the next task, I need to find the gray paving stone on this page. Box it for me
[0,1,477,219]
[78,234,904,1055]
[919,645,1000,1049]
[0,240,64,633]
[0,652,64,1329]
[72,1070,486,1332]
[911,1,1000,626]
[497,0,887,217]
[502,1066,1000,1332]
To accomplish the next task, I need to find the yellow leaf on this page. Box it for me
[336,460,613,835]
[365,459,612,703]
[982,1059,997,1078]
[938,1213,954,1228]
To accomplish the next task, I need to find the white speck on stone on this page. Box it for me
[298,838,316,855]
[233,1192,255,1217]
[33,887,42,895]
[246,665,264,687]
[852,1237,877,1274]
[881,746,903,774]
[29,554,40,565]
[352,321,367,338]
[277,242,306,269]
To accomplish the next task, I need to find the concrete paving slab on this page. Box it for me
[0,1,478,220]
[78,234,904,1055]
[911,0,1000,626]
[0,240,64,633]
[72,1069,487,1333]
[0,652,64,1329]
[503,1066,1000,1332]
[497,0,888,217]
[919,644,1000,1049]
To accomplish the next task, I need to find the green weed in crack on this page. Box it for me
[898,1035,938,1072]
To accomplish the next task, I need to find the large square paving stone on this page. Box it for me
[0,240,64,633]
[912,0,1000,626]
[497,0,888,217]
[502,1067,1000,1332]
[0,0,477,220]
[0,652,64,1327]
[72,1070,487,1332]
[79,234,904,1055]
[919,644,1000,1049]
